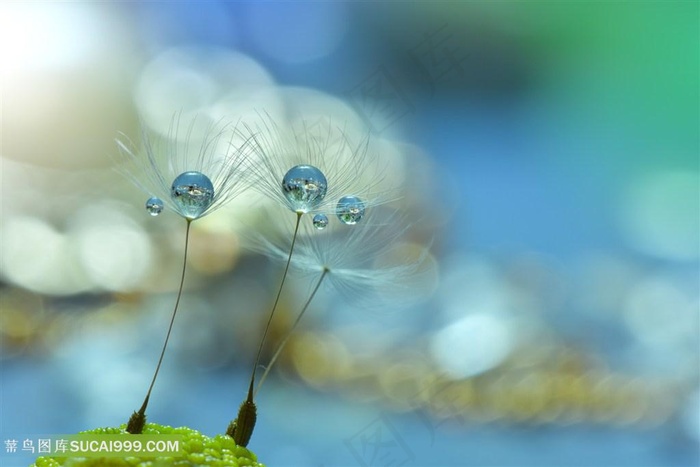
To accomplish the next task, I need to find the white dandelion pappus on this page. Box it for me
[242,114,397,217]
[115,115,255,221]
[257,207,430,304]
[250,206,434,393]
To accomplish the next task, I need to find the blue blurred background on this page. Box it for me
[1,2,698,466]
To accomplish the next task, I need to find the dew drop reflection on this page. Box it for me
[170,171,215,219]
[336,195,365,225]
[312,213,329,230]
[145,197,164,216]
[282,165,328,213]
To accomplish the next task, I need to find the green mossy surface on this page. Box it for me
[30,423,263,467]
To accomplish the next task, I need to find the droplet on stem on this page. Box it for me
[145,197,164,216]
[282,165,328,213]
[312,213,329,230]
[171,171,215,219]
[336,195,366,225]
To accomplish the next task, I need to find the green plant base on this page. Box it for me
[30,423,263,467]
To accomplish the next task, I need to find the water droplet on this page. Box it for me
[336,195,366,225]
[282,165,328,213]
[170,171,215,219]
[145,197,164,216]
[312,214,329,230]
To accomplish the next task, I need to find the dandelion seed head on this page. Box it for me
[145,196,164,216]
[242,114,398,216]
[170,171,215,220]
[336,195,366,225]
[281,164,328,213]
[248,206,432,310]
[312,213,329,230]
[115,115,255,221]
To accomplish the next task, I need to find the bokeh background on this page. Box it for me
[1,2,698,466]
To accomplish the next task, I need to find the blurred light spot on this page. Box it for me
[282,87,367,131]
[623,276,698,348]
[618,170,700,261]
[247,3,348,64]
[0,3,105,75]
[430,313,513,379]
[75,215,152,292]
[135,47,276,134]
[291,332,353,390]
[211,85,286,127]
[0,217,89,295]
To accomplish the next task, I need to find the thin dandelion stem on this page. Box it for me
[127,219,192,433]
[146,218,191,399]
[226,211,304,445]
[254,267,329,397]
[245,211,303,402]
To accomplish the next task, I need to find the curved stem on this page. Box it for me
[131,219,192,422]
[255,268,328,397]
[244,211,302,403]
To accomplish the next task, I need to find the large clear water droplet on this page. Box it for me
[282,165,328,213]
[170,171,215,219]
[336,195,366,225]
[145,197,164,216]
[312,214,329,230]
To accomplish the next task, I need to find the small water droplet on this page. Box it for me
[145,197,164,216]
[171,171,215,219]
[336,195,366,225]
[312,214,329,230]
[282,165,328,213]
